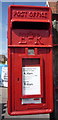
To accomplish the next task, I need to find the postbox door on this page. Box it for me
[13,48,44,111]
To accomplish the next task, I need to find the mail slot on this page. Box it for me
[8,5,53,115]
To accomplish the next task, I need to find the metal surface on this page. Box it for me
[8,5,53,115]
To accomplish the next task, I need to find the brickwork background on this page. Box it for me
[48,2,58,14]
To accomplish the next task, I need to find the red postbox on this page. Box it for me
[8,5,53,115]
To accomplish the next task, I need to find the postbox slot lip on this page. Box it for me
[12,21,50,30]
[11,19,50,23]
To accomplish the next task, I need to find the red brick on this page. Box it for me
[48,2,58,13]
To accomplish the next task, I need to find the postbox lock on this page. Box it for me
[17,78,19,81]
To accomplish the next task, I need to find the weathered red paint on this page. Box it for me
[8,5,53,115]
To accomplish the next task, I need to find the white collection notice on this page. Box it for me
[22,67,41,104]
[22,67,41,95]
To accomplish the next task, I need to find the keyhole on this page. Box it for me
[17,78,19,81]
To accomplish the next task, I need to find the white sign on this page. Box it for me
[1,67,8,87]
[22,67,41,95]
[22,98,41,104]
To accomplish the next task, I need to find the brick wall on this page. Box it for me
[56,2,58,13]
[48,2,58,14]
